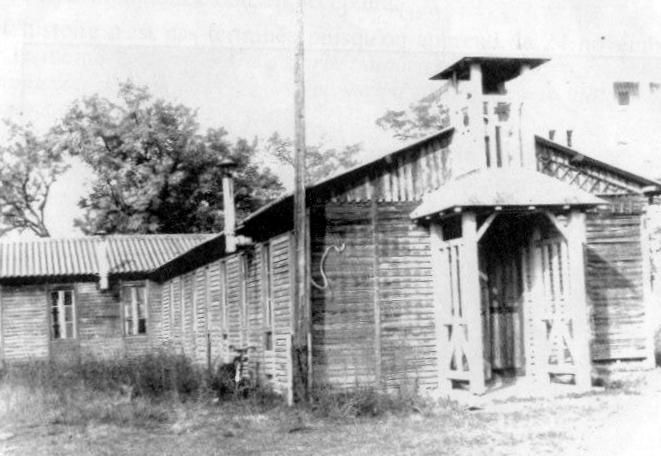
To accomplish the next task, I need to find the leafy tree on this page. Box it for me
[0,122,69,237]
[57,81,284,234]
[265,132,361,185]
[375,87,449,141]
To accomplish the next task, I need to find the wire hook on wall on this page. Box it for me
[310,243,346,290]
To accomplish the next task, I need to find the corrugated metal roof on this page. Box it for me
[0,234,214,279]
[410,168,606,219]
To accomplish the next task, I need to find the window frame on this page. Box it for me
[614,81,639,106]
[120,282,148,337]
[49,287,76,340]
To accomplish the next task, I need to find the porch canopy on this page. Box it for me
[410,168,605,219]
[413,167,605,395]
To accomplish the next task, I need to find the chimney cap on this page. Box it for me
[219,157,238,171]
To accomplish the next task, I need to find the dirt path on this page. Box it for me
[582,390,661,456]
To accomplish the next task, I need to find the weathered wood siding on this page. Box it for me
[207,260,226,365]
[376,202,436,392]
[269,234,294,395]
[310,201,436,392]
[648,202,661,360]
[156,235,294,397]
[1,280,162,363]
[311,203,377,387]
[325,135,452,203]
[536,140,654,362]
[1,285,49,361]
[586,206,647,361]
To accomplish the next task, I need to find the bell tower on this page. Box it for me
[431,57,549,176]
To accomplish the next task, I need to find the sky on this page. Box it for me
[2,0,661,237]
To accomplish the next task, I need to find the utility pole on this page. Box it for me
[292,0,310,403]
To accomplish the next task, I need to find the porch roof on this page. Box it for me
[410,168,606,219]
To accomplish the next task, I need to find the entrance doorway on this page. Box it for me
[480,213,577,388]
[480,214,530,385]
[432,210,590,394]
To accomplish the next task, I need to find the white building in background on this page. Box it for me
[506,56,661,179]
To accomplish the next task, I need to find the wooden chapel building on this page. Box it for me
[1,56,660,398]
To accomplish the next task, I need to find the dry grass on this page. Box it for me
[1,362,660,456]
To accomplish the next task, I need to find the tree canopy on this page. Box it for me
[0,122,69,237]
[57,82,284,234]
[0,82,366,238]
[375,87,449,141]
[265,132,361,185]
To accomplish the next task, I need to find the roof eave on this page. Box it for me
[239,128,455,230]
[535,136,661,190]
[430,56,550,80]
[412,202,605,220]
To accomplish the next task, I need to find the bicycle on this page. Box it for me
[228,344,256,397]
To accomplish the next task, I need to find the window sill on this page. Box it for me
[123,334,149,339]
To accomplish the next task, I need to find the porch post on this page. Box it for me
[462,212,486,394]
[430,224,452,393]
[567,209,592,390]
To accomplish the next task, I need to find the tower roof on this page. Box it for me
[430,56,549,83]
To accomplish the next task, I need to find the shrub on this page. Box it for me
[2,351,209,401]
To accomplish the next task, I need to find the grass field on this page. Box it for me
[1,360,660,456]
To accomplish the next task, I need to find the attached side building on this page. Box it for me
[0,234,212,363]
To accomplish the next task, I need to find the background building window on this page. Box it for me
[50,289,75,339]
[614,81,639,106]
[122,284,147,336]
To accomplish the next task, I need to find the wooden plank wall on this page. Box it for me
[310,201,436,392]
[1,279,164,363]
[310,203,377,388]
[270,233,294,394]
[376,202,436,392]
[327,136,452,203]
[206,260,224,365]
[648,201,661,360]
[586,207,647,360]
[156,233,294,397]
[1,285,50,361]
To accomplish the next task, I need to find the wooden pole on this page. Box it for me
[293,0,310,402]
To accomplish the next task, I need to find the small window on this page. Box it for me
[50,289,75,340]
[614,82,639,106]
[122,284,147,336]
